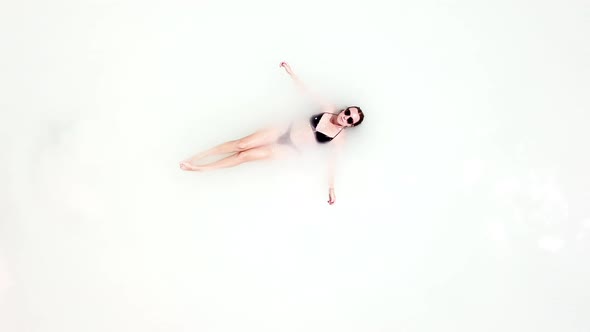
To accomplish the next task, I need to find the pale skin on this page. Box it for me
[179,62,363,205]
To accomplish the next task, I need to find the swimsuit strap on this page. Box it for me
[330,126,344,140]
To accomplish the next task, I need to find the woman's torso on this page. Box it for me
[287,112,345,149]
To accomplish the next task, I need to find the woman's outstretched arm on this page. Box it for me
[326,135,346,205]
[327,153,337,205]
[280,62,336,111]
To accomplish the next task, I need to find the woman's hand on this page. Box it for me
[280,61,295,76]
[328,188,336,205]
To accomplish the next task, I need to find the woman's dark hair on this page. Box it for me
[346,106,364,127]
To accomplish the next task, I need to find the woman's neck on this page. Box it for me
[328,113,343,128]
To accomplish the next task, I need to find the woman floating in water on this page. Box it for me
[180,62,365,205]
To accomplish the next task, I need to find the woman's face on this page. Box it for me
[338,107,361,127]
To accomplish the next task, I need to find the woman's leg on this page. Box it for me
[181,139,240,165]
[180,145,278,171]
[181,126,284,165]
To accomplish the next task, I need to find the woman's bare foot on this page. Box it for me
[179,162,200,171]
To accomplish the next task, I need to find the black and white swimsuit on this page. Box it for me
[309,112,344,143]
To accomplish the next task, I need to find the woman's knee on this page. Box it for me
[237,147,272,161]
[236,139,255,151]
